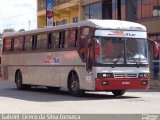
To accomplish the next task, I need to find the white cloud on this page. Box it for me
[0,0,37,33]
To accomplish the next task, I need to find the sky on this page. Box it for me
[0,0,37,33]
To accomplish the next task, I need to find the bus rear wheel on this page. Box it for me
[112,90,126,97]
[68,73,84,97]
[15,71,30,90]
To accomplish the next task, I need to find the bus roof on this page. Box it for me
[3,19,146,38]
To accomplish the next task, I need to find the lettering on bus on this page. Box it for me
[111,29,124,36]
[125,33,136,37]
[44,52,61,64]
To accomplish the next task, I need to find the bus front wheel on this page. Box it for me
[68,72,84,97]
[112,90,126,97]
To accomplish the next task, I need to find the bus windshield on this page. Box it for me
[95,37,148,65]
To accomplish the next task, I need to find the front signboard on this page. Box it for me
[95,30,147,38]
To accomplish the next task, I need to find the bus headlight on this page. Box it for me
[139,73,150,79]
[97,73,114,78]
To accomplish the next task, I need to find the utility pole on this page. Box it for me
[28,21,31,30]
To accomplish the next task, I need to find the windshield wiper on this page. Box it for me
[127,52,140,68]
[114,53,122,65]
[112,52,123,67]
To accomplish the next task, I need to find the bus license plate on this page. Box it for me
[122,81,130,85]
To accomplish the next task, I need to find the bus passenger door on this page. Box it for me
[79,27,94,72]
[86,38,94,72]
[79,36,92,71]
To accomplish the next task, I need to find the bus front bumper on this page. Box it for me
[95,78,149,91]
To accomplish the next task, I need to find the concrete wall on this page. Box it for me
[140,19,160,34]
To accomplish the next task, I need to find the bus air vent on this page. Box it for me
[114,73,138,78]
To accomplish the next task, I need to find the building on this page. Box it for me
[37,0,160,86]
[37,0,113,27]
[37,0,83,27]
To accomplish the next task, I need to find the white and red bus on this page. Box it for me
[2,19,150,96]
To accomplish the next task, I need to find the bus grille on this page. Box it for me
[114,73,138,78]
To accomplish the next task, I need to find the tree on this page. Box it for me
[0,33,2,49]
[0,33,2,39]
[3,28,15,32]
[19,29,25,32]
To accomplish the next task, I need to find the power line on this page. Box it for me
[1,18,36,28]
[0,10,37,21]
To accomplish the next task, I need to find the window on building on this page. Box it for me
[112,0,160,20]
[73,17,78,23]
[37,33,48,50]
[84,2,102,20]
[53,22,56,26]
[85,5,90,19]
[153,6,160,17]
[14,36,24,51]
[62,19,67,25]
[137,0,160,20]
[102,0,112,19]
[56,21,61,26]
[125,0,137,21]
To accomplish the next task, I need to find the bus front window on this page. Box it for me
[95,37,124,64]
[94,37,148,65]
[126,38,148,64]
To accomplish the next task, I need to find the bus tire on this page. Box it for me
[112,90,126,97]
[68,72,84,97]
[15,71,30,90]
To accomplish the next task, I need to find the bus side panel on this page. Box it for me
[2,51,96,90]
[77,67,95,91]
[59,51,95,91]
[1,65,8,81]
[59,66,95,91]
[59,67,72,88]
[22,66,60,87]
[1,65,18,83]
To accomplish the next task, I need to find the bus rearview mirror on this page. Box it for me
[154,42,159,57]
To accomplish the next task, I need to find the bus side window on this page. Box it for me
[61,30,69,48]
[51,31,60,49]
[4,38,12,52]
[79,39,86,62]
[81,27,90,36]
[24,35,33,51]
[37,33,48,50]
[14,36,24,51]
[69,29,78,48]
[48,33,52,49]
